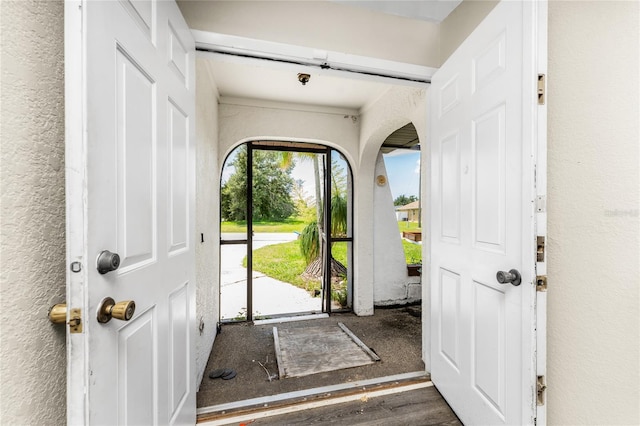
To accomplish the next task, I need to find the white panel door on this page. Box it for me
[430,1,544,424]
[65,1,196,424]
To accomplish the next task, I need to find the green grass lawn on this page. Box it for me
[402,240,422,264]
[244,241,322,294]
[248,239,422,292]
[221,219,307,233]
[397,220,421,231]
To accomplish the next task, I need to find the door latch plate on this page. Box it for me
[537,74,546,105]
[69,308,82,333]
[537,375,547,406]
[536,275,547,292]
[537,236,545,262]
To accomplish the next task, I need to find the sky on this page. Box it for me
[283,151,420,202]
[382,151,421,201]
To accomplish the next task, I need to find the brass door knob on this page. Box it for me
[97,297,136,323]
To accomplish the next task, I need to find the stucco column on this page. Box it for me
[353,165,375,316]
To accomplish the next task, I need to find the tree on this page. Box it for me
[221,146,297,221]
[393,194,418,206]
[292,179,315,221]
[299,157,349,279]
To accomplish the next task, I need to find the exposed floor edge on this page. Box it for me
[338,322,381,361]
[253,313,329,325]
[198,380,434,425]
[197,370,429,416]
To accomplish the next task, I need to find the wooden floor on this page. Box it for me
[237,386,461,425]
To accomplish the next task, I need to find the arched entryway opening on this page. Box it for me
[219,140,354,322]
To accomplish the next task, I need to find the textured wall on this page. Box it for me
[547,2,640,424]
[357,86,427,315]
[195,59,220,389]
[372,152,420,304]
[218,101,360,169]
[0,1,67,424]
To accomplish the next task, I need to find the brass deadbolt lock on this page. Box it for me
[97,297,135,323]
[49,303,67,324]
[49,303,83,333]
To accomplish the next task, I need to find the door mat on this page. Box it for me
[273,322,380,379]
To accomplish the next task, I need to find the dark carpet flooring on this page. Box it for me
[197,305,425,408]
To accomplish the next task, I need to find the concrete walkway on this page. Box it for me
[220,233,322,320]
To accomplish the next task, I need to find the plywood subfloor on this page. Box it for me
[274,323,379,378]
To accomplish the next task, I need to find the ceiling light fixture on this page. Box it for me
[297,73,310,85]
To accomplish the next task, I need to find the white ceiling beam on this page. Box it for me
[193,30,436,85]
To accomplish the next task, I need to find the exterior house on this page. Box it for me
[1,1,638,425]
[397,200,421,223]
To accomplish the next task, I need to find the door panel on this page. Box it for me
[473,104,506,251]
[66,0,196,424]
[430,1,542,424]
[473,280,506,415]
[168,100,189,253]
[438,268,460,370]
[169,283,190,418]
[116,47,156,269]
[118,308,156,425]
[440,133,461,242]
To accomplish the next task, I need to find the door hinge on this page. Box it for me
[537,375,547,406]
[536,275,547,292]
[537,74,546,105]
[537,236,545,262]
[69,308,82,334]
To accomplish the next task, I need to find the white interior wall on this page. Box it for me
[195,58,220,388]
[0,1,67,424]
[217,100,359,167]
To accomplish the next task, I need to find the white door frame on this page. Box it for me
[64,2,87,421]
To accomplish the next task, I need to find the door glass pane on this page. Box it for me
[250,149,324,318]
[220,144,248,321]
[330,150,352,239]
[330,241,352,310]
[220,145,248,241]
[219,243,247,321]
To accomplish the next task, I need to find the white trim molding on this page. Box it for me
[193,30,437,85]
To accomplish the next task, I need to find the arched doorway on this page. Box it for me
[219,140,354,322]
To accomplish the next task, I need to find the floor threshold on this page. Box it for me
[197,371,430,424]
[253,313,329,325]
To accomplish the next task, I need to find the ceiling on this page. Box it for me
[200,1,461,112]
[203,56,396,112]
[331,0,462,22]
